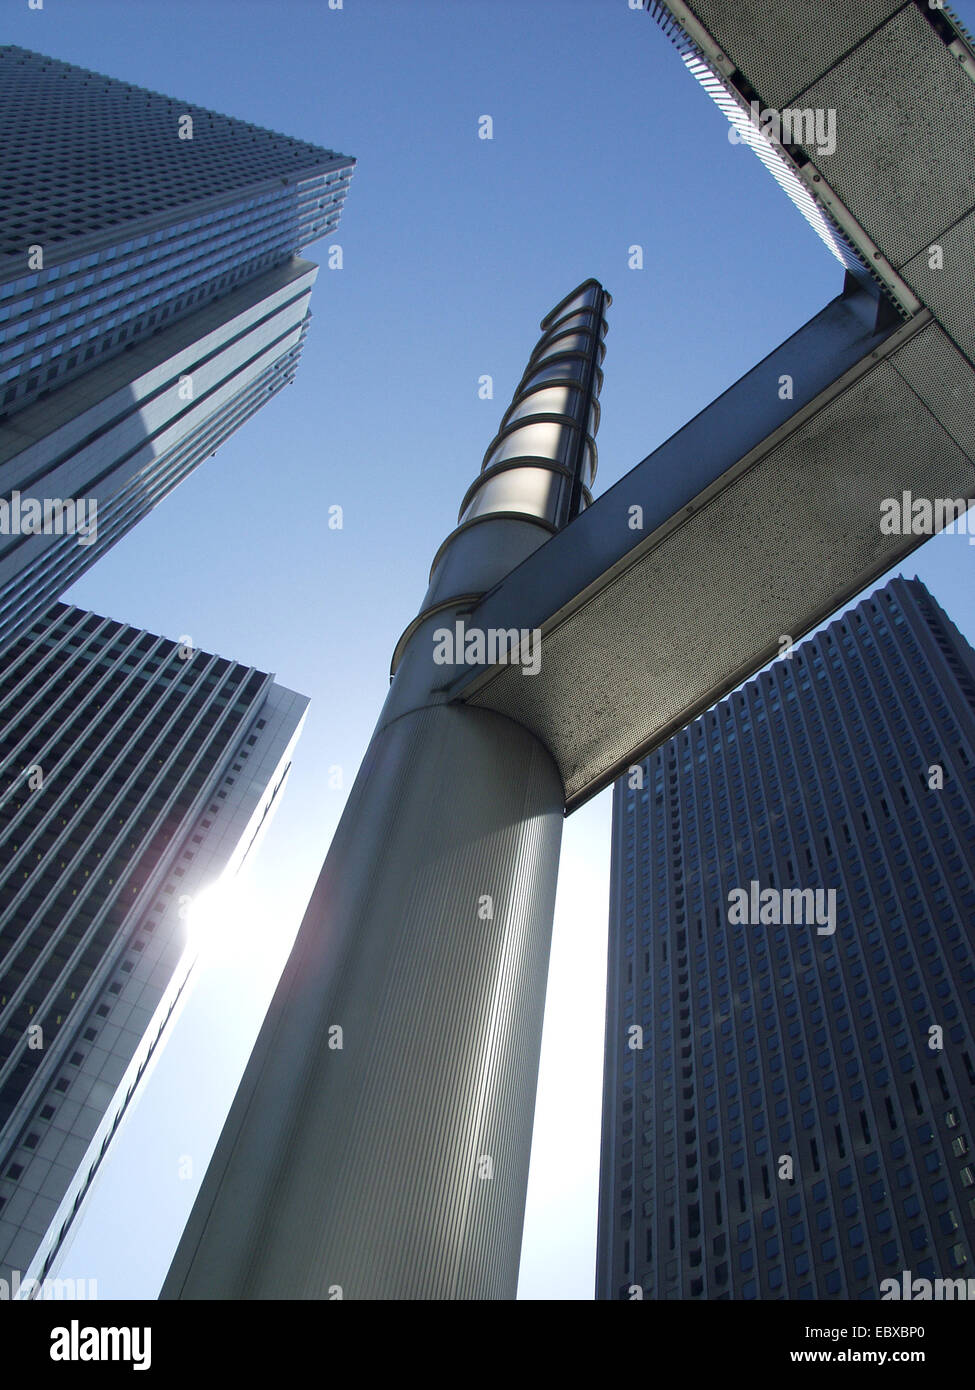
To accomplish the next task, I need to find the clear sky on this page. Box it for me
[8,0,974,1300]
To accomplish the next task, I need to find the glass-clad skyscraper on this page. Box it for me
[597,576,975,1299]
[0,256,318,651]
[0,601,308,1287]
[0,46,353,651]
[0,44,352,417]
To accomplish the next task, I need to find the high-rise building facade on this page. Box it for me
[0,256,318,651]
[0,45,353,650]
[0,45,352,417]
[0,600,308,1286]
[597,576,975,1300]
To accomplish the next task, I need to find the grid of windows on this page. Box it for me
[0,602,309,1284]
[597,576,975,1299]
[0,45,353,415]
[0,602,270,1134]
[0,298,309,655]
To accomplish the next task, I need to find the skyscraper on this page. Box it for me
[0,600,308,1287]
[597,576,975,1300]
[0,45,352,414]
[0,256,318,652]
[0,45,353,650]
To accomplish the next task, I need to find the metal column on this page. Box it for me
[161,281,610,1299]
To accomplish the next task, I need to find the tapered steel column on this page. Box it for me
[161,281,609,1299]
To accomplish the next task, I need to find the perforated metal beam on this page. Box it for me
[450,295,975,810]
[446,1,975,811]
[666,0,905,111]
[652,2,975,347]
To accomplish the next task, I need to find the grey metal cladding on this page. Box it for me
[466,356,975,809]
[162,705,562,1300]
[800,4,975,268]
[903,207,975,365]
[677,0,904,110]
[888,320,975,459]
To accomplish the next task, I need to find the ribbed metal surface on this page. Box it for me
[677,47,874,278]
[162,704,563,1300]
[459,280,609,531]
[467,356,975,808]
[801,4,975,268]
[903,207,975,365]
[391,281,610,683]
[677,0,902,109]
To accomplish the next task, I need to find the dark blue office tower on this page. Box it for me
[597,576,975,1299]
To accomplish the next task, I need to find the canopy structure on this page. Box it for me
[451,0,975,810]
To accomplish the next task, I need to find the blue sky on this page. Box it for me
[7,0,974,1299]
